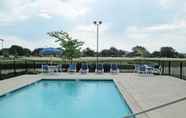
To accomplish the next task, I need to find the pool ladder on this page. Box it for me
[123,96,186,118]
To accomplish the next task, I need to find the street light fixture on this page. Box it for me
[0,39,4,49]
[93,20,102,68]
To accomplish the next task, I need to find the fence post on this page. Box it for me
[33,61,36,71]
[168,61,171,76]
[162,61,165,75]
[0,62,2,80]
[13,59,16,76]
[25,60,28,73]
[180,62,183,79]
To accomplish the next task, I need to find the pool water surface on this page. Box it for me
[0,80,132,118]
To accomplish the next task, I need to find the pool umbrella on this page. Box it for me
[40,48,62,64]
[40,48,62,55]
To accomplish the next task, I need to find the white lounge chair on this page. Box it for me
[68,64,76,72]
[41,64,49,73]
[80,64,89,73]
[110,64,119,73]
[95,64,104,73]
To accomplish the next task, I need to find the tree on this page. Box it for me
[56,48,64,57]
[151,51,160,57]
[118,49,126,56]
[100,47,126,57]
[127,46,150,57]
[100,49,111,57]
[23,48,31,57]
[8,45,31,57]
[0,48,9,57]
[0,45,31,57]
[160,47,176,58]
[176,53,185,58]
[48,31,84,63]
[9,45,22,56]
[160,47,185,58]
[82,48,95,57]
[110,47,119,57]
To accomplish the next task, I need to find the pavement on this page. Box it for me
[0,73,186,118]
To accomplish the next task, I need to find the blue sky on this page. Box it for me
[0,0,186,52]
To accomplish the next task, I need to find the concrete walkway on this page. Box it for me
[115,73,186,118]
[0,75,41,96]
[0,73,186,118]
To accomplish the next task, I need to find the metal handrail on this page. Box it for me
[124,97,186,118]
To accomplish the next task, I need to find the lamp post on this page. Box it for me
[93,20,102,67]
[0,39,4,49]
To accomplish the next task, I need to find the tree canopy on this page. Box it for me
[100,47,126,57]
[0,45,31,57]
[82,48,95,57]
[160,47,184,58]
[81,46,184,58]
[127,46,150,57]
[48,31,84,62]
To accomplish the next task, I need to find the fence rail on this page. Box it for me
[0,60,135,80]
[0,59,186,80]
[161,61,186,80]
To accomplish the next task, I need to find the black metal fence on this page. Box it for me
[0,60,135,80]
[0,60,52,80]
[0,60,185,80]
[160,61,186,80]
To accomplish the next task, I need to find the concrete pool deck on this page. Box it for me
[0,73,186,118]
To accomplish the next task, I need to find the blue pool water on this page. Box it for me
[0,80,132,118]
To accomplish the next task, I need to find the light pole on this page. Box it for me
[0,39,4,49]
[93,20,102,68]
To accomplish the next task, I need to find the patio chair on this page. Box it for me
[138,64,146,74]
[144,64,154,74]
[62,64,68,72]
[103,64,111,72]
[95,64,104,73]
[80,64,89,73]
[134,64,140,73]
[42,64,49,73]
[57,64,62,72]
[48,65,58,73]
[137,64,153,74]
[110,64,119,73]
[152,65,162,75]
[68,64,76,72]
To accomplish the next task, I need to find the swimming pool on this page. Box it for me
[0,80,132,118]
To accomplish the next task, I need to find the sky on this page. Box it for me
[0,0,186,52]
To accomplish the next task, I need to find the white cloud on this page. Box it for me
[66,18,186,53]
[1,0,186,53]
[0,35,59,50]
[126,19,186,34]
[39,12,52,19]
[124,19,186,52]
[74,23,109,32]
[1,19,186,53]
[0,0,93,24]
[145,20,186,32]
[71,23,111,50]
[159,0,186,9]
